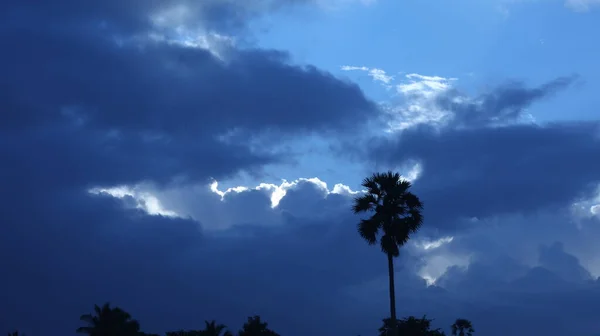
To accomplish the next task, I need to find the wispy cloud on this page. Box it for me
[340,65,394,85]
[386,73,457,131]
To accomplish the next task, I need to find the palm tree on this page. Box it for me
[76,302,141,336]
[451,319,474,336]
[200,320,232,336]
[238,316,280,336]
[353,172,424,336]
[8,331,23,336]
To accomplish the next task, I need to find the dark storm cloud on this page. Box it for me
[0,0,320,34]
[0,24,373,136]
[0,125,271,189]
[0,0,375,188]
[371,78,600,228]
[0,182,386,336]
[428,227,600,336]
[2,176,600,336]
[441,75,577,128]
[3,1,600,336]
[0,1,380,335]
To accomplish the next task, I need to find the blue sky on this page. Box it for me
[231,0,600,188]
[2,1,600,336]
[256,0,600,119]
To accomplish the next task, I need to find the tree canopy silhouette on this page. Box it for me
[7,301,480,336]
[379,316,445,336]
[200,320,232,336]
[353,171,424,336]
[165,321,232,336]
[76,303,141,336]
[451,319,474,336]
[238,316,280,336]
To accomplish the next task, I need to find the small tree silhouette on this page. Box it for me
[238,316,280,336]
[451,319,474,336]
[379,316,445,336]
[76,302,140,336]
[200,320,232,336]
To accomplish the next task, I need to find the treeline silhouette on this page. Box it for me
[7,302,475,336]
[5,171,476,336]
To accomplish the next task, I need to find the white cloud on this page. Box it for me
[419,236,455,250]
[393,161,423,182]
[571,186,600,221]
[88,185,180,217]
[340,65,394,85]
[331,183,361,196]
[90,177,360,231]
[385,73,457,131]
[212,177,351,208]
[418,253,470,286]
[148,5,236,61]
[396,74,457,97]
[340,67,459,131]
[340,68,463,131]
[368,68,394,84]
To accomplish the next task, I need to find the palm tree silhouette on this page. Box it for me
[238,316,280,336]
[353,172,424,336]
[76,303,141,336]
[451,319,474,336]
[200,320,232,336]
[7,331,23,336]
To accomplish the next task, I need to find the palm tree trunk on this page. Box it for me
[387,253,398,336]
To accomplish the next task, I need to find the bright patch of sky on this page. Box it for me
[252,0,600,122]
[180,0,596,192]
[89,186,179,217]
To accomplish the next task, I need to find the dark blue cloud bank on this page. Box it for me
[2,1,600,336]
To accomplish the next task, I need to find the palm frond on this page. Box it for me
[94,304,103,316]
[352,194,377,213]
[79,313,94,323]
[403,191,423,210]
[406,210,424,234]
[361,176,381,196]
[397,179,412,193]
[380,234,399,256]
[389,224,411,247]
[373,171,399,193]
[357,218,379,245]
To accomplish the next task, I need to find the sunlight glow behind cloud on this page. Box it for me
[211,177,359,208]
[88,186,179,217]
[420,236,455,250]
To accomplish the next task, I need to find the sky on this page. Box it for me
[1,0,600,335]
